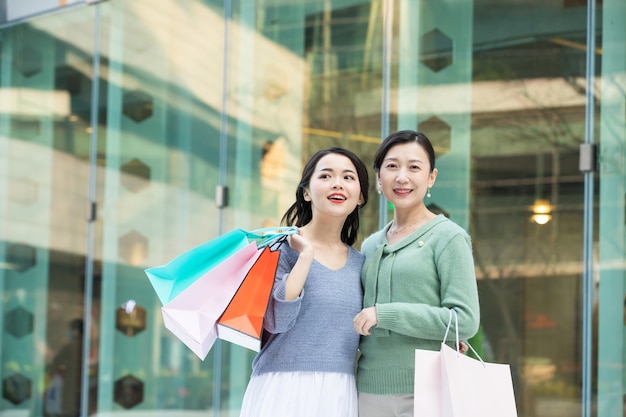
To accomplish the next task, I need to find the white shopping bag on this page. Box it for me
[414,311,518,417]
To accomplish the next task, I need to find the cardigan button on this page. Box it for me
[418,240,424,247]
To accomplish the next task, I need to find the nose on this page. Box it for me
[332,177,344,188]
[395,170,408,182]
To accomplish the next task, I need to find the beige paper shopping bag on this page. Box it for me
[414,348,443,416]
[415,310,518,417]
[440,342,517,417]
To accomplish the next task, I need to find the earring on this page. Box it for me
[427,187,431,198]
[376,183,382,195]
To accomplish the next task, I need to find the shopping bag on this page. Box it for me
[146,229,251,305]
[217,244,281,351]
[440,342,517,417]
[152,227,297,360]
[414,310,518,417]
[414,348,443,416]
[146,227,297,305]
[161,243,262,360]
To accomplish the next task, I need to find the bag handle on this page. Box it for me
[442,309,486,366]
[246,226,299,248]
[442,309,460,351]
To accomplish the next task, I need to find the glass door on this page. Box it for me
[88,0,230,415]
[597,0,626,414]
[392,1,594,415]
[0,6,99,416]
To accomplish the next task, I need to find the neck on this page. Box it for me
[300,219,345,245]
[388,209,433,235]
[393,207,431,227]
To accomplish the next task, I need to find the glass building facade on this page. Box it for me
[0,0,623,416]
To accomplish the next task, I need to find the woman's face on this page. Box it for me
[304,153,363,220]
[377,142,437,210]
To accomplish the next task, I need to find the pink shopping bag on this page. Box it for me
[161,242,262,360]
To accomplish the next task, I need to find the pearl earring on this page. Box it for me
[427,188,431,198]
[377,183,382,195]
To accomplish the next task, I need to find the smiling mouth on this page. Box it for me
[394,189,412,196]
[328,194,347,201]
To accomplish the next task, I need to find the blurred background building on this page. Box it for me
[0,0,623,416]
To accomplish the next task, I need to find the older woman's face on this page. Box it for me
[377,142,437,210]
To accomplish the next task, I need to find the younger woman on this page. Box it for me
[239,147,369,417]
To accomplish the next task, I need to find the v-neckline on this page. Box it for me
[312,246,351,272]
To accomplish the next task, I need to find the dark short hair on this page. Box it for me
[281,147,369,245]
[373,130,436,173]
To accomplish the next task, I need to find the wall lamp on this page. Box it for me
[531,199,552,225]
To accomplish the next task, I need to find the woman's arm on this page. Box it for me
[372,232,480,341]
[263,235,315,333]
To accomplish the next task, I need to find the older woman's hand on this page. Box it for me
[353,307,378,336]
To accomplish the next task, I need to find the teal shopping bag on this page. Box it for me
[145,227,297,305]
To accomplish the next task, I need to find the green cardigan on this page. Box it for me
[356,214,480,395]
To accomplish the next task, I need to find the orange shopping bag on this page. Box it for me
[217,244,281,351]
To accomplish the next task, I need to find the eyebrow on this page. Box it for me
[384,157,424,164]
[318,167,356,174]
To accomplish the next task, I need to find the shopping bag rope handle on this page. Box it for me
[246,226,299,248]
[264,234,290,250]
[246,226,299,238]
[442,309,486,367]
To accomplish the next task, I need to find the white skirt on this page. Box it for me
[239,372,357,417]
